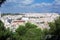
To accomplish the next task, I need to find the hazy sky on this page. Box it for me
[0,0,60,13]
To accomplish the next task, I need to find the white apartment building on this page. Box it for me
[0,13,59,31]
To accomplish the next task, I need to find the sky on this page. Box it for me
[0,0,60,13]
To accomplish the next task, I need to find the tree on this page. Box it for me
[22,28,45,40]
[0,0,6,6]
[0,20,12,40]
[0,20,5,31]
[14,22,46,40]
[25,22,37,29]
[0,20,48,40]
[16,25,27,36]
[46,17,60,40]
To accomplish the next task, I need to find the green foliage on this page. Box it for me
[22,28,44,40]
[46,17,60,40]
[55,17,60,34]
[43,28,49,35]
[49,22,56,34]
[11,33,20,40]
[0,20,47,40]
[16,25,27,36]
[25,22,37,29]
[49,17,60,35]
[0,20,5,31]
[0,0,6,6]
[0,20,12,40]
[14,22,46,40]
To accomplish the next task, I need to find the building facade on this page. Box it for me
[0,13,59,31]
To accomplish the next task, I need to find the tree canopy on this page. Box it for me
[12,22,46,40]
[46,17,60,40]
[0,20,12,40]
[0,0,6,6]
